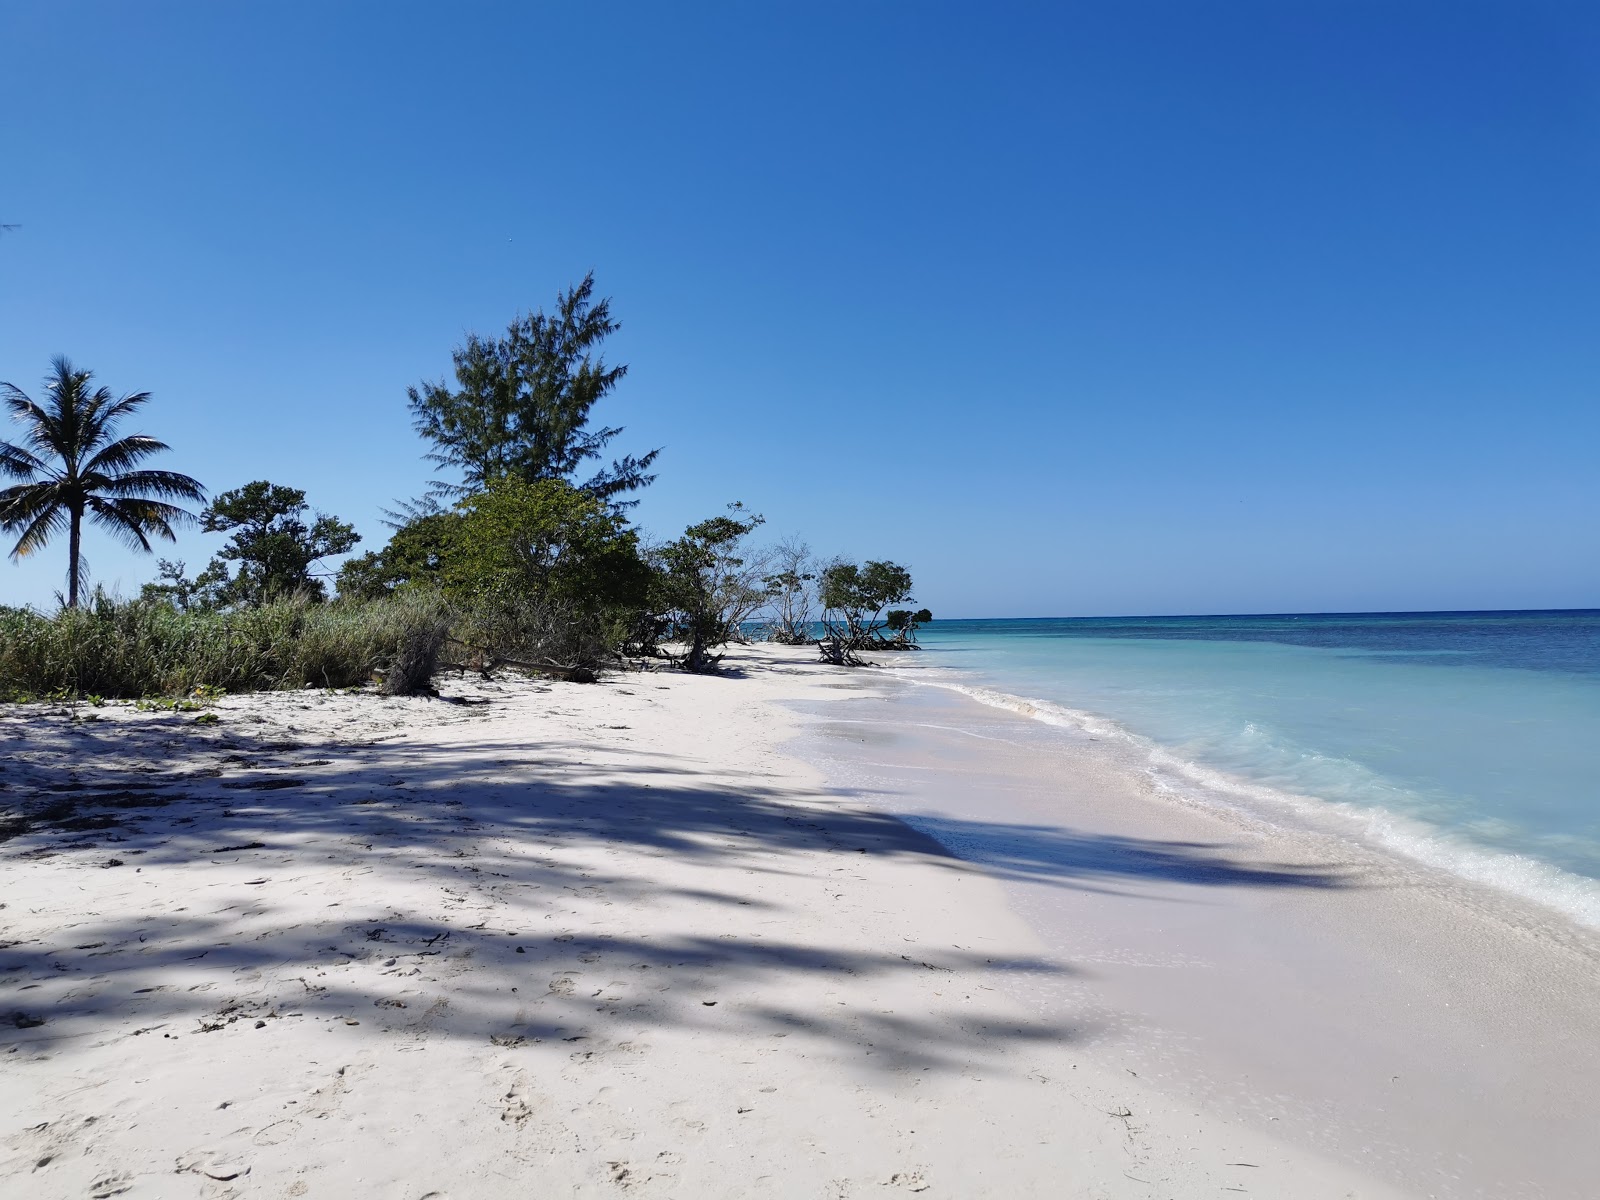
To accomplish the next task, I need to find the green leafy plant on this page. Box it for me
[408,275,659,506]
[0,591,454,698]
[884,608,934,645]
[817,560,916,665]
[193,481,360,607]
[656,504,767,672]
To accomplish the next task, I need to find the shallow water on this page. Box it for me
[908,611,1600,925]
[792,679,1600,1200]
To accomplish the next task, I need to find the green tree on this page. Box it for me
[443,479,648,605]
[817,560,916,665]
[440,478,652,673]
[884,607,934,644]
[335,509,460,601]
[658,504,767,673]
[0,357,205,607]
[408,274,660,506]
[196,481,360,607]
[140,558,202,611]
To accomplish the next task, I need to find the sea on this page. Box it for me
[902,610,1600,928]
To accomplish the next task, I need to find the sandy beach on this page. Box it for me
[2,645,1578,1198]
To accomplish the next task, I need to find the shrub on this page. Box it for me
[817,560,916,666]
[656,504,767,672]
[0,590,452,699]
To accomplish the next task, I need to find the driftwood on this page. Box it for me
[657,644,725,673]
[440,654,597,684]
[497,658,598,683]
[816,636,869,667]
[816,633,920,666]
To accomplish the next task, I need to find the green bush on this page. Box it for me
[0,590,453,699]
[345,479,653,673]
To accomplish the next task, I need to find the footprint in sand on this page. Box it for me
[500,1083,536,1125]
[252,1119,300,1147]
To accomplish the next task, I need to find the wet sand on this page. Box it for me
[796,676,1600,1199]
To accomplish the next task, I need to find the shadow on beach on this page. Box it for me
[0,695,1352,1074]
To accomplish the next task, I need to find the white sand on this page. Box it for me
[799,673,1600,1198]
[1,645,1406,1198]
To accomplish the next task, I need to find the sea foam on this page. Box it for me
[912,672,1600,930]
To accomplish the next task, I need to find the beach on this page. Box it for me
[801,675,1600,1198]
[2,646,1592,1197]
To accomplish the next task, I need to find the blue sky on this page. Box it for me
[1,2,1595,617]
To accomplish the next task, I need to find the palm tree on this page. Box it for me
[0,357,206,607]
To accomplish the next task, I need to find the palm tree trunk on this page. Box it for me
[67,506,82,608]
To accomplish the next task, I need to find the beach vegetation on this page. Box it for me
[334,505,459,601]
[0,357,205,608]
[140,558,203,611]
[656,504,768,672]
[762,537,817,644]
[817,559,916,665]
[436,478,652,675]
[407,274,660,507]
[0,285,931,698]
[0,587,451,698]
[190,480,360,607]
[885,607,934,645]
[333,478,654,678]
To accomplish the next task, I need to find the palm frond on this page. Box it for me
[0,384,63,460]
[85,495,187,552]
[93,468,206,504]
[94,391,153,430]
[0,439,52,481]
[70,384,115,461]
[0,479,65,527]
[2,493,69,559]
[0,380,34,414]
[81,432,170,476]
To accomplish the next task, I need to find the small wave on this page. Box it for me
[910,674,1600,929]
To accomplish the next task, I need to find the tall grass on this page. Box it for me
[0,591,451,698]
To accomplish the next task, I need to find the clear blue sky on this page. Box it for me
[2,2,1595,617]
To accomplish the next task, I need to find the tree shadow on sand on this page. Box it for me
[0,696,1355,1076]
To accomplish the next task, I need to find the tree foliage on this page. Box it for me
[0,357,205,607]
[339,478,651,673]
[884,607,934,643]
[140,558,201,611]
[657,504,767,672]
[335,510,459,602]
[194,481,359,607]
[407,274,659,506]
[441,478,650,610]
[817,559,915,665]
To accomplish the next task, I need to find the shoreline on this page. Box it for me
[791,664,1600,1197]
[905,665,1600,934]
[0,645,1408,1198]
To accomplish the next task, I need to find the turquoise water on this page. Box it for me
[911,611,1600,924]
